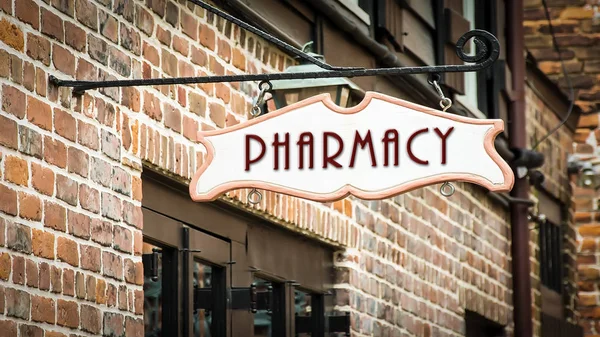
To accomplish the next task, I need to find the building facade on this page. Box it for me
[0,0,587,337]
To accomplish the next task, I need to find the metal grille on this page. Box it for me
[539,221,562,293]
[541,313,583,337]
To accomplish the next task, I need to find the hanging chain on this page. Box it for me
[428,74,455,197]
[247,81,272,205]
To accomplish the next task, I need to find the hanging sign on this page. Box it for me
[189,92,514,202]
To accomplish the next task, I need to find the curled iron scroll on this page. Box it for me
[49,30,500,93]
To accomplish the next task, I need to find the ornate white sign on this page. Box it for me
[190,92,514,202]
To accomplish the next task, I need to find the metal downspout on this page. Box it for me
[507,0,532,336]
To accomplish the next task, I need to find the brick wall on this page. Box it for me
[0,0,579,337]
[525,1,600,335]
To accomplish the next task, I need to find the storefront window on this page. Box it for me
[253,278,272,337]
[295,289,312,337]
[143,242,163,337]
[194,261,213,337]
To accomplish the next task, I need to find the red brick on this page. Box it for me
[199,24,216,50]
[52,44,76,77]
[18,191,42,220]
[79,184,100,213]
[103,312,124,337]
[142,42,159,66]
[180,10,198,40]
[0,320,16,337]
[183,116,198,141]
[164,102,182,132]
[50,265,61,293]
[122,113,131,151]
[113,225,132,253]
[0,253,10,280]
[32,229,55,259]
[0,0,9,13]
[42,8,64,42]
[45,136,67,168]
[218,38,231,62]
[78,120,99,150]
[122,201,142,229]
[65,21,85,51]
[36,66,47,96]
[6,287,30,320]
[56,174,78,206]
[143,92,162,120]
[191,45,208,67]
[76,0,98,30]
[122,87,140,113]
[16,0,40,30]
[12,256,24,284]
[68,210,91,239]
[46,332,66,337]
[27,34,51,66]
[125,317,143,337]
[173,35,189,56]
[4,155,28,186]
[62,269,74,296]
[80,244,101,272]
[120,22,141,55]
[103,251,123,280]
[31,163,55,196]
[57,299,79,328]
[27,96,52,130]
[189,92,206,117]
[22,63,34,94]
[76,58,97,81]
[0,115,17,149]
[67,146,89,178]
[133,230,142,256]
[39,262,50,290]
[136,5,154,35]
[32,295,56,324]
[54,108,76,141]
[161,48,178,76]
[26,259,38,288]
[209,102,226,127]
[2,85,26,118]
[44,201,66,231]
[96,279,107,304]
[9,54,23,84]
[81,304,101,334]
[99,11,118,43]
[57,236,78,267]
[107,283,117,307]
[0,18,24,51]
[156,25,171,45]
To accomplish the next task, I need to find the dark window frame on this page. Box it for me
[141,171,340,337]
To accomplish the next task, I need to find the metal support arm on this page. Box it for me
[48,0,499,94]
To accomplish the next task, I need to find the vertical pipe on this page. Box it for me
[506,0,532,336]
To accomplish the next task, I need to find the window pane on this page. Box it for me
[143,242,162,337]
[295,289,312,337]
[194,261,213,337]
[253,278,272,337]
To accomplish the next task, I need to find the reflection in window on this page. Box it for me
[295,289,312,337]
[253,278,272,337]
[143,242,162,337]
[194,261,213,337]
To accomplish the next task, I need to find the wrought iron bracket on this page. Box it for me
[47,0,499,94]
[295,312,350,336]
[142,248,161,281]
[194,284,272,313]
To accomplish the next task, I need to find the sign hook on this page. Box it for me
[247,81,272,205]
[428,74,455,197]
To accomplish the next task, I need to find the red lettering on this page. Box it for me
[407,128,429,165]
[297,132,314,169]
[245,134,266,171]
[349,130,377,168]
[434,127,454,165]
[272,132,290,170]
[323,132,344,168]
[382,129,399,167]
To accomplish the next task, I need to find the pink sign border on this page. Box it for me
[189,91,514,203]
